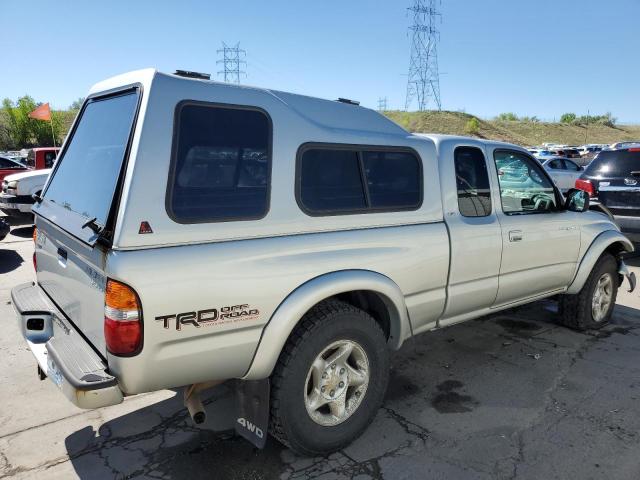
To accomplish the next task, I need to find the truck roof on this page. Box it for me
[413,133,528,154]
[89,68,410,138]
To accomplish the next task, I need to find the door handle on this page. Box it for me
[509,230,523,242]
[559,226,577,231]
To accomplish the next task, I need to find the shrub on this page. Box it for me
[496,112,519,121]
[464,117,480,135]
[560,113,577,124]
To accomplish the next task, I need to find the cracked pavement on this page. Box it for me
[1,219,639,479]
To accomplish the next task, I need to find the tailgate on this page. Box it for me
[599,186,640,216]
[35,218,109,354]
[32,88,140,356]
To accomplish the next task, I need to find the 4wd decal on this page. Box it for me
[155,304,260,330]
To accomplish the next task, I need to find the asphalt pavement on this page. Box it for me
[1,216,639,480]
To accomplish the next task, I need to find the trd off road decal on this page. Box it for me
[155,304,260,330]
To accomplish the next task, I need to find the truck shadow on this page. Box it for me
[0,249,24,274]
[10,225,35,239]
[63,300,640,480]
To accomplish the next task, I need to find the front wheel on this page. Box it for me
[270,300,389,456]
[559,253,618,330]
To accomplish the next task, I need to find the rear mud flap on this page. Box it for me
[234,379,270,449]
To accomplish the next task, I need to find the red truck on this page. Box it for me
[25,147,60,170]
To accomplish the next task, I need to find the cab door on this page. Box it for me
[439,143,502,326]
[490,149,581,306]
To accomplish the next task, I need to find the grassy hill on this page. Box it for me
[384,110,640,147]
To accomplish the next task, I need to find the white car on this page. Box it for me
[540,157,583,192]
[0,168,51,218]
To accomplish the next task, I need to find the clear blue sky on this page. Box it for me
[1,0,638,122]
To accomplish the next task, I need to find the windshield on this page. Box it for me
[43,90,139,229]
[584,150,640,177]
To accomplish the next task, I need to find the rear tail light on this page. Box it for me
[104,279,143,356]
[575,178,594,196]
[32,227,37,271]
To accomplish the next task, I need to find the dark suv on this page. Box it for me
[576,146,640,242]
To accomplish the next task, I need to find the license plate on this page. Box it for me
[47,355,64,388]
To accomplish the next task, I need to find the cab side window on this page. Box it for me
[494,150,557,214]
[454,147,492,217]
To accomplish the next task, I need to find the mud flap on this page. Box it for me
[234,378,270,449]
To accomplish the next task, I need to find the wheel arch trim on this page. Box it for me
[566,230,634,294]
[242,269,410,380]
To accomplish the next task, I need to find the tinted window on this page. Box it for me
[454,147,492,217]
[362,151,421,209]
[169,104,270,223]
[564,160,580,171]
[298,147,422,215]
[494,150,557,214]
[584,150,640,177]
[43,90,139,228]
[44,151,57,168]
[26,150,35,168]
[299,149,366,212]
[0,157,14,168]
[548,159,563,169]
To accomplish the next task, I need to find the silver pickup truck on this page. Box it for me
[12,69,636,456]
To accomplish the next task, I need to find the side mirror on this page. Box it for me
[565,188,590,212]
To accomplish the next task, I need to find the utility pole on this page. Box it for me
[585,108,589,144]
[405,0,442,111]
[378,97,388,111]
[217,42,246,84]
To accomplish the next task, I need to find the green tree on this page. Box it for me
[69,97,85,111]
[464,117,480,135]
[560,112,577,124]
[496,112,519,121]
[1,96,65,148]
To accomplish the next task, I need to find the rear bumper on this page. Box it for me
[11,282,123,409]
[0,193,34,214]
[613,214,640,243]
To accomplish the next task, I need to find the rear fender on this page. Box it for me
[242,270,410,380]
[566,230,634,294]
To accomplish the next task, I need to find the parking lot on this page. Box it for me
[0,216,639,480]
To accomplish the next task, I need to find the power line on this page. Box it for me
[217,42,246,84]
[405,0,442,111]
[378,97,388,111]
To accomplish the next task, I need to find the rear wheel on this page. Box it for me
[559,253,618,330]
[270,300,389,456]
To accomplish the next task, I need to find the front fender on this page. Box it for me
[566,230,634,294]
[242,270,411,381]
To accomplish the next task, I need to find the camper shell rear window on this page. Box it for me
[39,87,141,245]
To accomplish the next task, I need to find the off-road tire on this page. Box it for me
[269,300,389,456]
[559,253,618,330]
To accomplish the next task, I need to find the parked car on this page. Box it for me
[576,145,640,243]
[550,148,581,159]
[12,69,635,457]
[0,217,9,241]
[0,156,29,182]
[540,157,583,192]
[532,149,554,160]
[578,144,604,157]
[0,168,52,218]
[25,147,59,170]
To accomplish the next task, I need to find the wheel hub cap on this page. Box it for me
[592,273,613,322]
[304,339,370,427]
